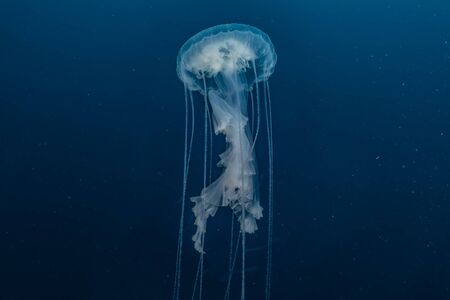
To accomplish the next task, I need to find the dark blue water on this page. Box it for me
[1,1,450,299]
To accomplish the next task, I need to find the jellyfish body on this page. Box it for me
[174,24,276,300]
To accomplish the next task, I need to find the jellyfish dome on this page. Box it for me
[173,24,277,300]
[177,23,277,92]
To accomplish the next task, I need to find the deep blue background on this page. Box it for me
[1,1,450,299]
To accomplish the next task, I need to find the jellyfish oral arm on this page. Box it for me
[191,75,263,253]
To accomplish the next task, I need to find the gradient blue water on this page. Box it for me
[1,1,450,299]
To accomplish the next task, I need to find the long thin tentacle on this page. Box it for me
[237,74,247,300]
[208,103,213,184]
[198,74,209,300]
[264,80,274,300]
[224,231,242,300]
[250,89,255,137]
[224,213,235,300]
[173,84,195,300]
[250,60,261,154]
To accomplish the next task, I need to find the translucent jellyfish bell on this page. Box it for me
[177,23,277,92]
[173,24,277,300]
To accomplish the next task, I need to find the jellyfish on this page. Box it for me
[172,24,276,300]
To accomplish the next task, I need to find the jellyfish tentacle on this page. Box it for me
[237,74,246,300]
[198,74,209,300]
[224,230,242,300]
[264,80,274,300]
[188,90,195,168]
[191,256,201,300]
[249,89,255,137]
[224,213,235,300]
[208,106,213,183]
[250,59,260,154]
[173,84,195,300]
